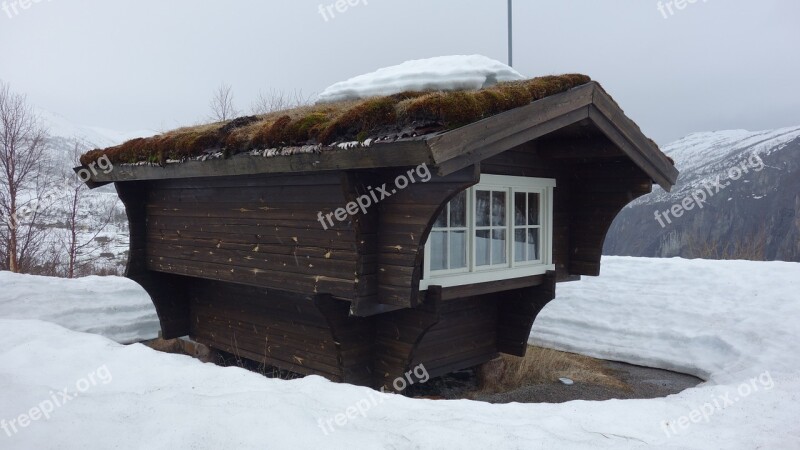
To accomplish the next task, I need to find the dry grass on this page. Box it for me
[475,346,629,396]
[686,226,767,261]
[80,74,592,167]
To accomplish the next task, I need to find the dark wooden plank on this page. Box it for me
[538,136,625,160]
[148,256,357,299]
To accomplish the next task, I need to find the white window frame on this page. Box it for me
[420,174,556,290]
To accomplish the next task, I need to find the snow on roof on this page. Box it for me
[317,55,525,103]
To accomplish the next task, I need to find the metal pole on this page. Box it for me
[508,0,513,67]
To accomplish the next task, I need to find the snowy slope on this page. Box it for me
[1,257,799,449]
[0,271,158,344]
[39,109,154,151]
[317,55,525,103]
[531,256,799,383]
[18,110,154,275]
[635,125,800,205]
[604,126,800,260]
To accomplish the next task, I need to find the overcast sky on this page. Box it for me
[1,0,797,144]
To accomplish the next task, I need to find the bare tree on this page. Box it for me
[0,82,49,273]
[59,141,116,278]
[209,83,238,122]
[250,88,312,115]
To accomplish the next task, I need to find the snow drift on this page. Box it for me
[1,257,799,448]
[0,271,158,344]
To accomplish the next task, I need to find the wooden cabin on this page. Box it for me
[79,76,678,390]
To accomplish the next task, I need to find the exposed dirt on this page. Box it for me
[144,338,702,404]
[473,360,702,404]
[406,357,703,404]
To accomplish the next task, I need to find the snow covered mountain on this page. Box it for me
[38,109,153,152]
[604,126,800,261]
[21,111,152,275]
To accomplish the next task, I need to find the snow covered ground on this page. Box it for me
[1,257,799,449]
[0,271,158,344]
[317,55,524,103]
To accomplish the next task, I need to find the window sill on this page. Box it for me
[419,264,556,290]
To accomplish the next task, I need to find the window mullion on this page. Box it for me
[508,187,514,268]
[469,187,475,273]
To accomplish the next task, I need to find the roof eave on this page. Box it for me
[82,139,434,186]
[426,82,678,192]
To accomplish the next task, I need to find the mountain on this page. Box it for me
[604,126,800,262]
[39,109,151,149]
[21,111,153,275]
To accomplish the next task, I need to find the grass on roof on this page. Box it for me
[80,74,591,167]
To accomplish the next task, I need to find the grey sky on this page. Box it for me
[1,0,798,145]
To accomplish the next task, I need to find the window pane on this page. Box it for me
[433,206,447,228]
[514,229,526,262]
[475,191,490,227]
[491,191,506,226]
[527,229,540,261]
[450,191,467,228]
[475,230,490,266]
[514,192,526,226]
[430,231,448,270]
[492,229,507,265]
[528,193,540,226]
[449,231,467,269]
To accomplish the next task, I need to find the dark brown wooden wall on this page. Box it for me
[373,273,557,390]
[138,166,480,317]
[187,279,374,385]
[370,166,479,309]
[143,173,364,301]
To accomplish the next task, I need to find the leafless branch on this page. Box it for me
[209,83,239,122]
[250,88,312,115]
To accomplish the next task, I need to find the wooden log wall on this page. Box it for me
[143,173,365,302]
[566,160,652,275]
[187,278,374,385]
[139,166,480,315]
[371,165,480,309]
[373,275,556,390]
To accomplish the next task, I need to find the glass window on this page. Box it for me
[430,231,447,270]
[475,190,490,227]
[426,175,553,285]
[491,191,506,227]
[528,193,540,226]
[474,189,508,268]
[513,190,542,263]
[430,190,468,272]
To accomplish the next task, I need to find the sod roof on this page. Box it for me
[79,74,592,167]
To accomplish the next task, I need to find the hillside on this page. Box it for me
[604,126,800,261]
[12,110,149,275]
